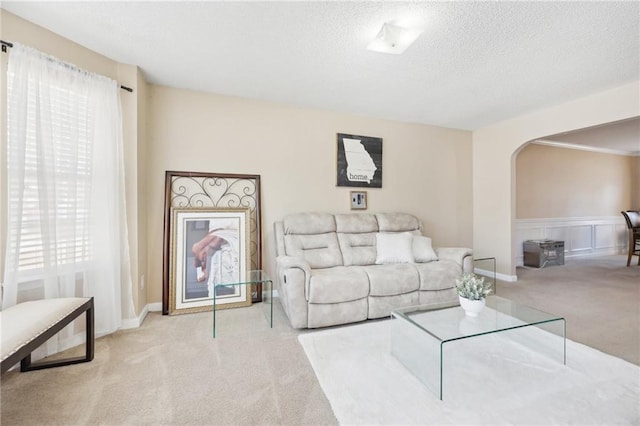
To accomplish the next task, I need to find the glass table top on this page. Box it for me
[391,295,565,343]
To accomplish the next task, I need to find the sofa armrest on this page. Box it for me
[277,255,311,274]
[435,247,474,272]
[275,255,311,328]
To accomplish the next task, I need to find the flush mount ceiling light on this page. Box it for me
[367,23,423,55]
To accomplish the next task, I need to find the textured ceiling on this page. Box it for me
[2,1,639,134]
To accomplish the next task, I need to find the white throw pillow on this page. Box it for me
[375,232,415,264]
[412,236,439,263]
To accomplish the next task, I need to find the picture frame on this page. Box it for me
[350,191,367,210]
[336,133,383,188]
[169,208,251,315]
[162,171,262,314]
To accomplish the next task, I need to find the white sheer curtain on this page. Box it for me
[3,43,134,351]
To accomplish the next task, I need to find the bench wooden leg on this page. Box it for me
[20,299,95,372]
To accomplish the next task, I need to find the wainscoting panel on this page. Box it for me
[570,225,593,252]
[616,224,629,247]
[594,224,616,249]
[515,216,626,266]
[545,227,570,246]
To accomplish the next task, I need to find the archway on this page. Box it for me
[510,118,638,277]
[472,82,638,281]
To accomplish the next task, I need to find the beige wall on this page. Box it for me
[0,10,148,316]
[516,143,634,218]
[473,82,640,278]
[136,68,149,310]
[146,85,473,304]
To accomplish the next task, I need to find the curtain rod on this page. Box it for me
[1,39,133,93]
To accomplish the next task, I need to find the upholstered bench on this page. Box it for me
[1,297,94,373]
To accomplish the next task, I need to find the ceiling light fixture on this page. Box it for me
[367,23,422,55]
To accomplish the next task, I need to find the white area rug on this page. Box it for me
[298,320,640,425]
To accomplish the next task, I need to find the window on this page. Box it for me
[7,71,93,273]
[4,43,132,337]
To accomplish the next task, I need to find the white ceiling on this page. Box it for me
[2,1,639,136]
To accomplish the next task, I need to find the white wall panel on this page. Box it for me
[545,227,569,245]
[594,224,616,249]
[617,224,630,247]
[515,216,626,266]
[570,225,593,252]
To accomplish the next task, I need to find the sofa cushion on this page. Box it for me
[307,267,369,303]
[414,260,461,291]
[284,233,343,269]
[368,292,419,319]
[418,288,458,306]
[338,232,377,266]
[308,298,368,328]
[283,212,336,235]
[375,232,414,264]
[375,213,421,232]
[335,213,379,233]
[363,264,419,296]
[413,236,439,263]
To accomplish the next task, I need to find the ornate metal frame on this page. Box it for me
[162,171,262,315]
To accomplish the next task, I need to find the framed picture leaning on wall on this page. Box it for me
[162,171,262,315]
[168,208,251,315]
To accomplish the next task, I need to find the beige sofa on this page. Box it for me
[274,212,473,328]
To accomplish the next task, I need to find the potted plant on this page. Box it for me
[455,273,492,317]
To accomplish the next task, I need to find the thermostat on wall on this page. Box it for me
[350,191,367,210]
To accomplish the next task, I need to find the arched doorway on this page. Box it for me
[472,82,638,281]
[510,118,639,277]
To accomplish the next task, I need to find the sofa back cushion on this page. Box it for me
[282,213,343,268]
[334,214,378,266]
[278,212,424,269]
[284,233,343,269]
[375,213,421,232]
[335,214,378,233]
[338,233,377,266]
[283,212,336,235]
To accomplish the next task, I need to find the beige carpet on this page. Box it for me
[1,304,337,425]
[497,254,640,365]
[1,254,638,425]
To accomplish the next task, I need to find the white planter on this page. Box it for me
[459,296,486,317]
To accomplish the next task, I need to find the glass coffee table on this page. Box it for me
[212,270,273,338]
[390,295,565,400]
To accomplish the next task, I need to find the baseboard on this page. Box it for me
[121,304,149,330]
[147,302,163,312]
[474,267,518,283]
[120,297,273,330]
[121,302,162,329]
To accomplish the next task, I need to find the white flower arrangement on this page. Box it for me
[455,273,492,301]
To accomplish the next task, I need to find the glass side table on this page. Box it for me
[212,270,273,338]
